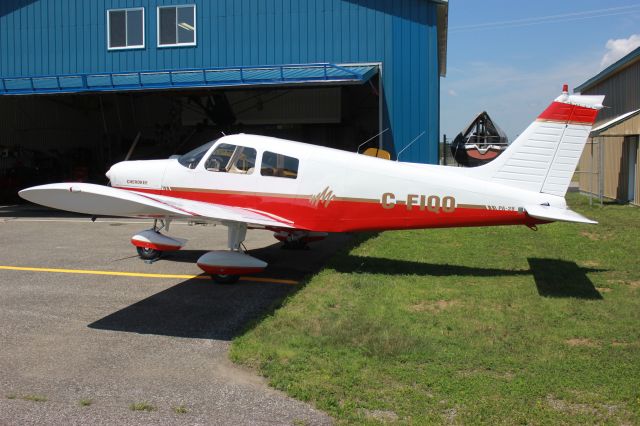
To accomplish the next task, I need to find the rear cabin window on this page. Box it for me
[204,143,256,174]
[260,152,299,179]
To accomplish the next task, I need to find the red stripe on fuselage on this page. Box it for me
[538,101,598,125]
[118,187,541,232]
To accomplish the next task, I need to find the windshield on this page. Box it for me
[177,139,218,169]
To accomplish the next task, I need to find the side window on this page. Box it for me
[205,144,256,175]
[158,5,196,47]
[107,8,144,50]
[261,152,299,179]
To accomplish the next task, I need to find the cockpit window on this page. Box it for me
[261,151,299,179]
[177,140,218,169]
[205,143,257,174]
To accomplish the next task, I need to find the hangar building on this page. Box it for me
[0,0,448,201]
[576,46,639,205]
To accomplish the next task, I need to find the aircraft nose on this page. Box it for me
[105,162,122,183]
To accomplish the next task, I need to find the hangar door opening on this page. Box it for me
[183,80,381,154]
[0,71,381,203]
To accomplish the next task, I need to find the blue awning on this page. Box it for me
[0,63,378,95]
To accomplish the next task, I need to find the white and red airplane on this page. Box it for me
[20,86,604,283]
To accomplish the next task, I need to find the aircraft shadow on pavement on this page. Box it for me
[88,278,296,341]
[90,237,354,340]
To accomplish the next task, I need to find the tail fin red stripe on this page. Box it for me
[538,102,598,125]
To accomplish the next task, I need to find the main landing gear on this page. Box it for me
[273,230,328,250]
[196,223,267,284]
[131,220,267,284]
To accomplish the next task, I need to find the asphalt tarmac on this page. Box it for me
[0,204,345,425]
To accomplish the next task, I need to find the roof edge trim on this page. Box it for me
[590,108,640,136]
[575,46,640,93]
[435,0,448,77]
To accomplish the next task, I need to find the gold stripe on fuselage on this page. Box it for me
[125,186,492,210]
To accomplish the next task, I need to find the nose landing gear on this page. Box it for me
[131,219,186,263]
[136,246,162,261]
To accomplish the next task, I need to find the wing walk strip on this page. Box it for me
[0,265,298,285]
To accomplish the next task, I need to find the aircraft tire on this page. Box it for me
[136,247,162,261]
[211,274,240,284]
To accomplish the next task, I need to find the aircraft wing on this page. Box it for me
[19,183,296,229]
[524,204,597,225]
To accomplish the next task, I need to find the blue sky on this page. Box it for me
[441,0,640,141]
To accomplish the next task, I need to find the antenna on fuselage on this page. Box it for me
[356,128,389,153]
[396,131,426,162]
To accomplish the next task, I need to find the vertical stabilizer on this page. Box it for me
[470,86,604,197]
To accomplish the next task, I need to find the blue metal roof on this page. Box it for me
[0,63,378,95]
[575,46,640,93]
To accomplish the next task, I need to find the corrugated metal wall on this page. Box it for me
[636,139,640,206]
[583,61,640,125]
[0,0,441,164]
[578,136,640,205]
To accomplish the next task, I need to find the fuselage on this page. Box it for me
[107,134,560,232]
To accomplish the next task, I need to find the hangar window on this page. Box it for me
[107,8,145,50]
[158,5,196,47]
[261,152,299,179]
[205,144,257,175]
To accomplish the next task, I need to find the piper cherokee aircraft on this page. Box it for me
[20,86,604,283]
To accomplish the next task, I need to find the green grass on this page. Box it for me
[231,194,640,425]
[6,393,17,400]
[79,398,93,407]
[129,402,155,412]
[173,405,188,414]
[22,395,47,402]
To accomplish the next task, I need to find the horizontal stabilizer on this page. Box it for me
[525,204,597,224]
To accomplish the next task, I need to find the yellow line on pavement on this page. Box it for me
[0,265,298,285]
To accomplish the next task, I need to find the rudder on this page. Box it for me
[469,86,604,197]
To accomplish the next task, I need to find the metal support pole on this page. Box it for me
[124,131,142,162]
[599,136,604,206]
[589,138,594,206]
